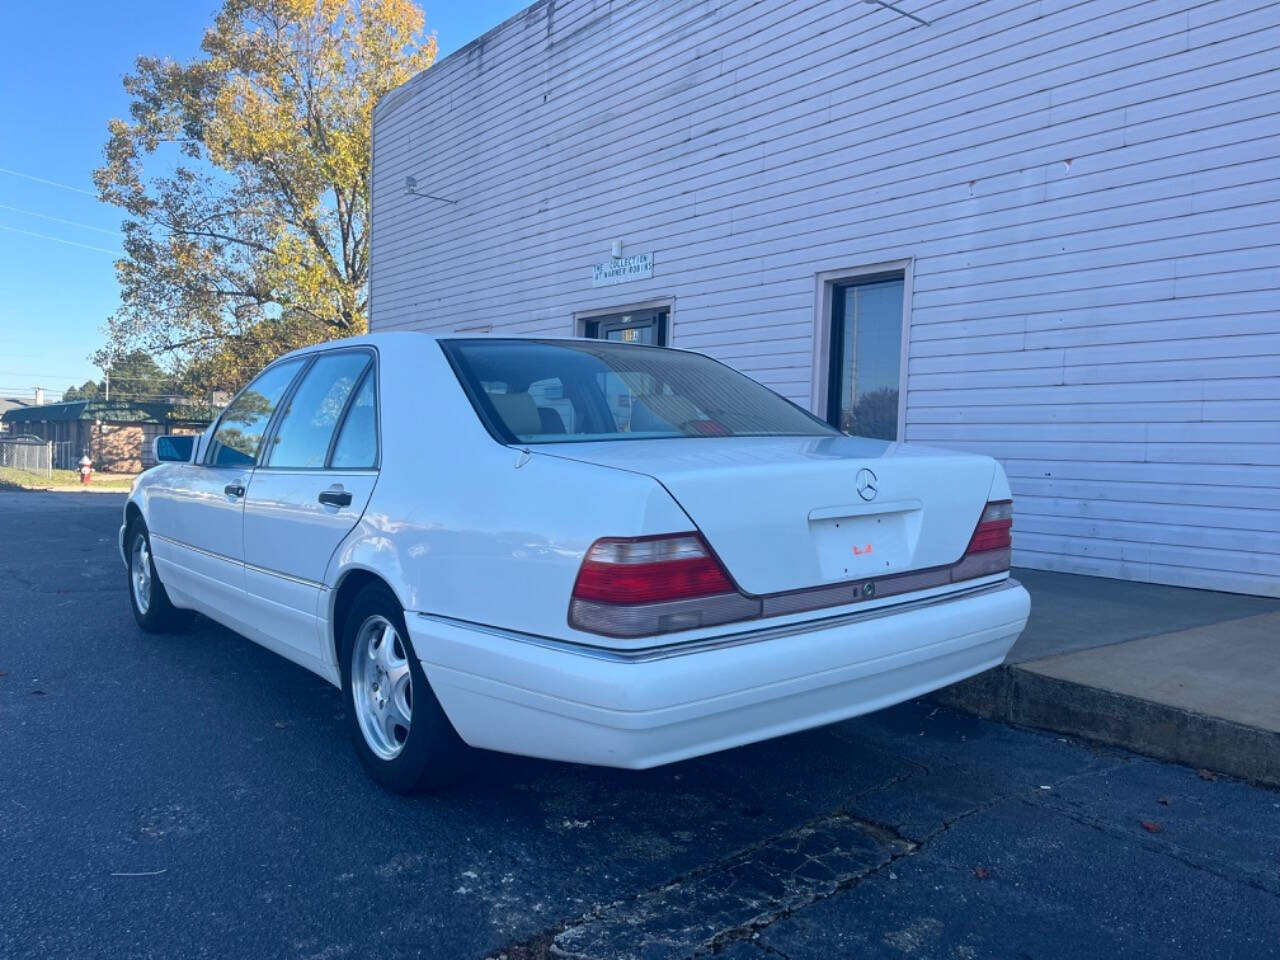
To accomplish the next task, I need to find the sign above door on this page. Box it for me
[591,253,653,287]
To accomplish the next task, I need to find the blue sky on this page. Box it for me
[0,1,528,401]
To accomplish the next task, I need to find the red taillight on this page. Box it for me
[967,500,1013,554]
[569,534,759,637]
[950,500,1014,582]
[572,534,735,604]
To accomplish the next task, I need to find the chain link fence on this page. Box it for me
[0,438,54,479]
[52,441,78,471]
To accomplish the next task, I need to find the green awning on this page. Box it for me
[2,399,208,426]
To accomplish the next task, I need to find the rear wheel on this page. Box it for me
[126,519,188,632]
[340,583,469,793]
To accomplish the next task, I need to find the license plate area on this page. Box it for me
[808,501,922,581]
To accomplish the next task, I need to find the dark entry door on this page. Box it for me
[584,308,668,345]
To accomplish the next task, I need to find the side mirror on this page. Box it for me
[153,434,195,463]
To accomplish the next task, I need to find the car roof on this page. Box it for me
[274,330,680,364]
[274,330,435,362]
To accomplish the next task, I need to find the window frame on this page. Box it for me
[583,310,668,345]
[811,260,913,441]
[258,346,380,473]
[203,347,380,472]
[574,296,675,345]
[256,348,375,471]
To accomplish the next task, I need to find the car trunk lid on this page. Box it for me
[539,435,996,595]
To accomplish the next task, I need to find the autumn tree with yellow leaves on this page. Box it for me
[95,0,436,392]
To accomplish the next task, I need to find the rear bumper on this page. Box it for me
[409,579,1030,769]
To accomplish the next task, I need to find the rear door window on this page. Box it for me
[264,352,371,468]
[330,369,378,469]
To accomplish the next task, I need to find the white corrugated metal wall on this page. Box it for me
[370,0,1280,597]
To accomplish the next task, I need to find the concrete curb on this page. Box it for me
[930,665,1280,788]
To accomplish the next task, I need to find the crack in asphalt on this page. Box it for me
[486,804,910,960]
[692,813,918,960]
[490,746,1149,960]
[848,760,930,803]
[490,751,1108,960]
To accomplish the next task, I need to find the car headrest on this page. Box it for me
[488,392,542,436]
[537,406,566,434]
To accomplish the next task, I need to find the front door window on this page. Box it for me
[827,275,904,440]
[206,359,306,467]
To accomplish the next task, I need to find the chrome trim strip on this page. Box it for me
[249,467,379,476]
[245,561,327,590]
[150,533,326,589]
[417,578,1020,664]
[151,532,230,563]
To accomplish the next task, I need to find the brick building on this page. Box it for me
[1,400,207,473]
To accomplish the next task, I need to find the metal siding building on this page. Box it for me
[369,0,1280,598]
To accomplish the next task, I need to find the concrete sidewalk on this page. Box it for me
[934,569,1280,786]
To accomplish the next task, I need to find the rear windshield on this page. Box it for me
[441,338,837,444]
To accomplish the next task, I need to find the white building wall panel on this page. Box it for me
[370,0,1280,597]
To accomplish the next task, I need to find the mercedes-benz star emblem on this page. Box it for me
[855,467,878,502]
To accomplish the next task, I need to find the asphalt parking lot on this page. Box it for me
[2,491,1279,959]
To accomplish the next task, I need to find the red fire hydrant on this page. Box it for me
[79,455,94,485]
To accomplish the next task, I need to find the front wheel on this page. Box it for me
[341,583,469,793]
[126,519,188,633]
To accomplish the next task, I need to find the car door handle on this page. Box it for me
[224,483,245,498]
[318,489,352,508]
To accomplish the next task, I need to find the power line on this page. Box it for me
[0,203,119,237]
[0,380,86,388]
[0,224,120,255]
[0,166,97,197]
[0,383,83,389]
[0,370,102,380]
[0,371,169,379]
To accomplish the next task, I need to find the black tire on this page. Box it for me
[340,582,469,793]
[125,518,189,633]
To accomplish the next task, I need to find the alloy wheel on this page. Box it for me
[351,615,413,760]
[130,533,152,615]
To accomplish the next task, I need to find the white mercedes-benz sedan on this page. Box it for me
[121,332,1030,792]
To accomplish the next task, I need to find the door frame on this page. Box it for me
[254,346,380,472]
[573,296,675,345]
[810,259,914,440]
[238,346,382,679]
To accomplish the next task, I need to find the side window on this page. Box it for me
[266,352,371,468]
[330,369,378,469]
[206,359,305,467]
